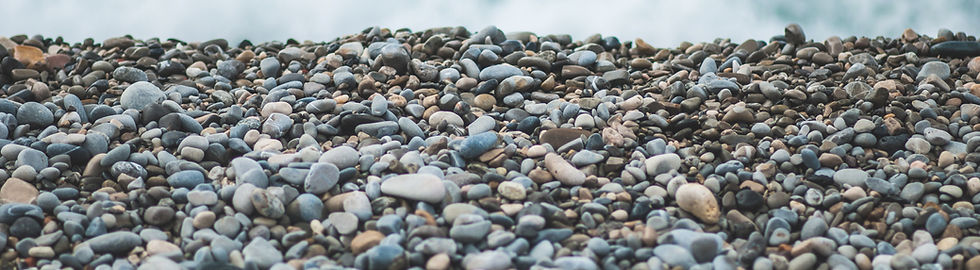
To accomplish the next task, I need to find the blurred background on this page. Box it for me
[2,0,978,45]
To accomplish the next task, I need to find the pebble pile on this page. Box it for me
[1,24,980,270]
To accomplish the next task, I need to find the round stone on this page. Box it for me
[120,81,165,110]
[143,206,175,225]
[675,183,720,224]
[16,102,53,127]
[497,181,526,200]
[305,162,339,195]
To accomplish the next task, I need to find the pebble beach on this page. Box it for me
[0,24,979,269]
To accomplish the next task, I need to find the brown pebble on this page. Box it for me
[351,230,384,254]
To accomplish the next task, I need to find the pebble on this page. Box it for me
[380,173,446,203]
[917,61,950,81]
[0,178,38,204]
[479,64,523,81]
[319,146,360,169]
[83,231,141,253]
[675,183,720,224]
[458,132,498,159]
[430,111,464,127]
[112,66,147,82]
[497,181,526,200]
[305,162,339,195]
[463,250,512,270]
[328,212,359,234]
[653,244,696,268]
[645,153,681,176]
[119,81,165,110]
[167,170,205,188]
[143,206,175,225]
[834,168,868,187]
[544,153,586,185]
[242,237,283,269]
[16,102,53,127]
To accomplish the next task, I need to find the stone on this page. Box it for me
[467,115,495,135]
[675,183,720,224]
[905,137,932,154]
[260,57,280,77]
[653,244,696,268]
[250,188,285,219]
[112,66,148,82]
[243,237,283,269]
[834,169,868,187]
[305,162,339,195]
[497,181,526,200]
[10,217,40,238]
[554,257,599,270]
[167,170,205,188]
[290,193,324,222]
[380,173,446,203]
[0,178,38,204]
[120,81,165,110]
[571,150,604,166]
[463,250,512,270]
[15,148,47,172]
[231,157,268,187]
[544,153,585,185]
[429,111,464,127]
[16,102,53,127]
[789,253,817,270]
[146,239,181,258]
[328,212,359,235]
[450,214,491,243]
[351,230,384,254]
[801,217,828,239]
[143,206,175,225]
[690,235,720,263]
[214,216,241,237]
[801,148,819,169]
[319,146,360,169]
[645,153,681,176]
[479,64,522,81]
[784,24,806,44]
[854,119,875,133]
[83,231,141,253]
[459,132,498,159]
[917,61,951,81]
[923,128,951,145]
[540,128,591,148]
[232,183,258,214]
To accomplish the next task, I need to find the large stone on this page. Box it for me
[0,178,38,204]
[16,102,53,127]
[380,174,446,203]
[319,146,360,169]
[305,162,339,195]
[478,64,523,81]
[539,128,591,148]
[675,183,720,224]
[120,82,165,110]
[83,231,141,254]
[242,237,282,269]
[231,157,268,187]
[645,153,681,176]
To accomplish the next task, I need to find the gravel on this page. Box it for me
[1,24,980,270]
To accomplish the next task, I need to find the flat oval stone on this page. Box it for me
[83,231,141,254]
[380,174,446,203]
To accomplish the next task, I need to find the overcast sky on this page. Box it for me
[2,0,978,46]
